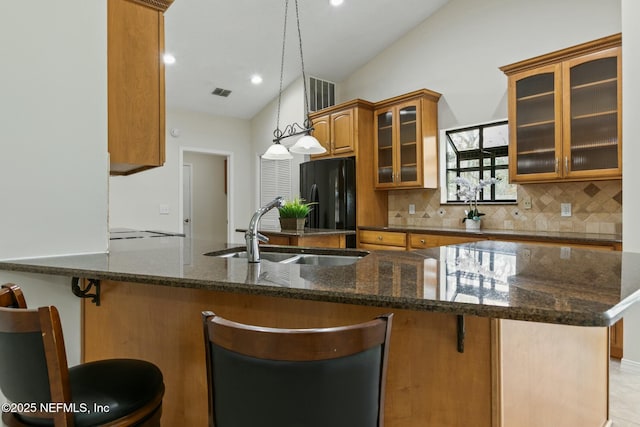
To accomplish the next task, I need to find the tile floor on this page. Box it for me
[611,359,640,426]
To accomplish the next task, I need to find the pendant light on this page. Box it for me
[262,0,326,160]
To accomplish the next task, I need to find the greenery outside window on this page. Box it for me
[445,120,517,204]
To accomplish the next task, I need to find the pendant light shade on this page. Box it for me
[262,142,294,160]
[261,0,326,159]
[289,134,325,154]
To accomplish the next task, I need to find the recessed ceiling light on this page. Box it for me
[251,74,263,85]
[330,0,344,6]
[163,53,176,65]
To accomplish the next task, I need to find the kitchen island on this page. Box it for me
[1,236,638,427]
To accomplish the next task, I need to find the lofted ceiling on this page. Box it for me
[163,0,449,120]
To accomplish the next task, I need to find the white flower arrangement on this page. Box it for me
[454,176,499,222]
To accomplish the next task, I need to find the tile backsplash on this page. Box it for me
[388,180,622,234]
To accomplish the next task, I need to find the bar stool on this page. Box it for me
[0,283,165,427]
[202,311,393,427]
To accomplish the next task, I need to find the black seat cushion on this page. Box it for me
[18,359,163,426]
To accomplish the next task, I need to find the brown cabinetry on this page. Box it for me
[501,34,621,183]
[259,232,347,249]
[409,233,483,249]
[309,100,374,159]
[374,90,441,189]
[308,100,388,230]
[108,0,172,175]
[358,230,407,251]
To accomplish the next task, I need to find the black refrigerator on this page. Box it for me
[300,156,356,248]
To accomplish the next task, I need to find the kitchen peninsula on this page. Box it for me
[1,236,638,427]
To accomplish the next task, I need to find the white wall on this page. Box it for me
[109,108,252,243]
[0,0,107,398]
[183,152,227,242]
[621,0,640,364]
[340,0,621,130]
[0,1,108,259]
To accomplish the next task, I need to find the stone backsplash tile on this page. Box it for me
[388,181,622,234]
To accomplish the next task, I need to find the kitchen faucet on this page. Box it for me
[245,196,285,263]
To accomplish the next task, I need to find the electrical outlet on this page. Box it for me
[523,197,532,210]
[560,246,571,259]
[159,204,170,215]
[561,203,572,217]
[409,204,416,215]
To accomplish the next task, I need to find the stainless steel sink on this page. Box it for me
[214,251,296,263]
[204,248,367,266]
[283,254,363,266]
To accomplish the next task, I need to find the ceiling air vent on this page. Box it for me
[309,77,335,112]
[212,88,232,97]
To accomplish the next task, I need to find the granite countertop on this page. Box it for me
[0,236,638,327]
[359,225,622,245]
[235,227,356,237]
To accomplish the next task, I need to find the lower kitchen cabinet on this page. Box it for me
[260,232,347,249]
[358,230,407,251]
[409,233,483,249]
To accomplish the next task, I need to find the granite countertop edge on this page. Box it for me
[0,237,635,328]
[0,260,618,327]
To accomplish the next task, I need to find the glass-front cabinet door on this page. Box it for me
[397,101,422,186]
[374,100,424,188]
[375,108,395,186]
[509,64,563,182]
[504,35,622,183]
[563,47,621,179]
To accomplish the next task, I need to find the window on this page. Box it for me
[444,121,516,203]
[259,157,292,229]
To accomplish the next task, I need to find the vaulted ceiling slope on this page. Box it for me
[164,0,449,119]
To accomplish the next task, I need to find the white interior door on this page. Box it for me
[183,163,193,239]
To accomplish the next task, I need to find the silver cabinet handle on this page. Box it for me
[565,156,569,173]
[555,158,559,174]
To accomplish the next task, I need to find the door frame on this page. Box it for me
[179,147,234,244]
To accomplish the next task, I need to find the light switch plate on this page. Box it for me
[409,204,415,215]
[561,203,571,217]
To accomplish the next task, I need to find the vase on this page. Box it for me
[279,217,306,231]
[465,218,481,231]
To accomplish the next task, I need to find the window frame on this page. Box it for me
[441,120,516,205]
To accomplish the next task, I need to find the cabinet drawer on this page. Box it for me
[409,233,482,249]
[359,230,406,248]
[359,242,407,251]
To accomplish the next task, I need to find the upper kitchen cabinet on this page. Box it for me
[309,100,375,159]
[501,34,622,184]
[108,0,174,176]
[373,89,441,190]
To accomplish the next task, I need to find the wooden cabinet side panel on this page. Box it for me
[83,282,493,427]
[108,0,162,167]
[498,319,608,427]
[354,108,388,227]
[421,97,439,189]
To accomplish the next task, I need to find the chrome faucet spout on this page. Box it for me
[245,196,285,263]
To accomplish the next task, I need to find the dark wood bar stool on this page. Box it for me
[0,283,165,427]
[202,311,393,427]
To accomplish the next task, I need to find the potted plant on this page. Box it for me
[278,198,314,231]
[454,177,499,230]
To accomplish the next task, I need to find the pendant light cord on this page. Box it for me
[294,0,312,128]
[274,0,290,141]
